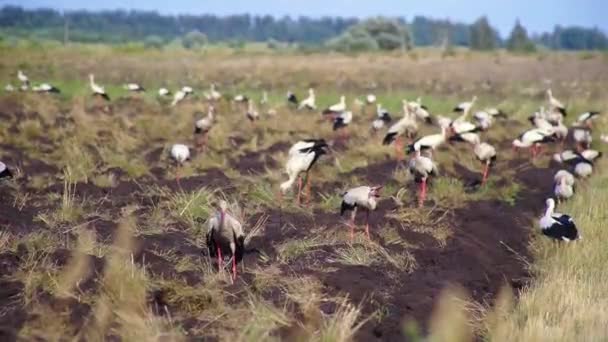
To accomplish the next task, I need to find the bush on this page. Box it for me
[182,30,207,49]
[143,35,164,49]
[326,17,412,52]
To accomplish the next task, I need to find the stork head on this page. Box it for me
[369,185,382,198]
[545,198,555,211]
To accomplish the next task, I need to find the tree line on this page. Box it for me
[0,6,606,51]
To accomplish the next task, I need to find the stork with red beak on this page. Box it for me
[206,200,245,283]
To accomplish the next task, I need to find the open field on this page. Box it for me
[0,47,607,341]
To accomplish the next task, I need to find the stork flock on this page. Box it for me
[2,72,605,282]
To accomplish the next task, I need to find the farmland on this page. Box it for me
[0,45,607,341]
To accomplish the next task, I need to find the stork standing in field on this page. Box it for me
[206,200,245,282]
[473,108,504,131]
[124,82,145,93]
[280,139,328,204]
[32,83,61,94]
[470,135,496,185]
[453,96,477,115]
[539,198,579,242]
[4,84,14,92]
[333,110,352,140]
[0,162,13,180]
[89,74,110,101]
[340,186,382,241]
[512,128,556,158]
[207,83,222,102]
[158,87,171,97]
[383,102,418,160]
[298,88,316,111]
[577,111,600,128]
[406,126,449,157]
[371,104,392,132]
[408,98,432,124]
[171,86,193,106]
[194,106,215,151]
[169,144,190,186]
[322,95,346,120]
[528,107,553,130]
[572,124,593,151]
[17,70,29,86]
[547,89,567,116]
[366,94,376,105]
[409,149,437,207]
[246,101,259,122]
[554,170,575,202]
[233,94,249,103]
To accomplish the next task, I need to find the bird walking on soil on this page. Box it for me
[206,200,245,282]
[408,149,437,207]
[340,186,382,241]
[280,139,328,205]
[169,144,190,187]
[539,198,579,242]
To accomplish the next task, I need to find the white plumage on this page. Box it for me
[340,185,382,240]
[171,86,193,106]
[280,140,328,203]
[372,104,392,131]
[546,89,566,115]
[170,144,190,164]
[17,70,29,84]
[577,111,599,125]
[471,134,496,184]
[554,170,575,201]
[206,200,245,282]
[4,84,14,92]
[408,150,437,207]
[539,198,579,242]
[124,83,145,92]
[333,110,352,132]
[324,95,346,113]
[366,94,376,105]
[158,88,171,97]
[195,107,215,134]
[298,88,316,110]
[33,83,60,93]
[246,101,259,122]
[89,74,110,101]
[453,96,477,113]
[574,162,593,178]
[207,84,222,101]
[409,98,432,124]
[407,127,448,154]
[512,128,555,157]
[572,125,592,149]
[0,161,13,179]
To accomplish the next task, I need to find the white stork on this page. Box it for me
[207,83,222,101]
[169,144,191,186]
[366,94,376,105]
[471,135,497,185]
[32,83,61,94]
[539,198,579,242]
[512,128,556,158]
[233,94,249,103]
[340,186,382,241]
[333,111,352,139]
[408,149,437,207]
[406,127,449,156]
[453,95,477,114]
[17,70,29,85]
[298,88,316,110]
[372,104,392,131]
[124,82,145,92]
[554,170,575,202]
[409,98,433,124]
[572,125,592,151]
[546,89,566,116]
[206,200,245,282]
[382,102,417,160]
[576,111,600,127]
[158,87,172,97]
[89,74,110,101]
[322,95,346,119]
[246,101,259,122]
[4,84,14,92]
[280,139,328,204]
[194,106,215,151]
[171,86,193,106]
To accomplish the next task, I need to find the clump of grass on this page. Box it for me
[431,177,468,208]
[277,234,337,263]
[313,297,367,342]
[18,119,43,142]
[159,186,215,231]
[237,295,292,341]
[332,244,380,266]
[427,286,473,342]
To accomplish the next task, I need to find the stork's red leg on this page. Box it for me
[305,173,311,204]
[419,179,427,207]
[232,254,237,283]
[482,162,490,185]
[349,209,357,242]
[296,176,302,205]
[216,243,222,271]
[365,210,370,240]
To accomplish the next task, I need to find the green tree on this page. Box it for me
[143,35,164,49]
[326,17,412,52]
[507,20,536,52]
[182,30,207,49]
[469,16,498,50]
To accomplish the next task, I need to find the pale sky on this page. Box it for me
[3,0,607,36]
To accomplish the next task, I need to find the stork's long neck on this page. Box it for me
[544,201,555,218]
[280,172,298,193]
[219,209,226,227]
